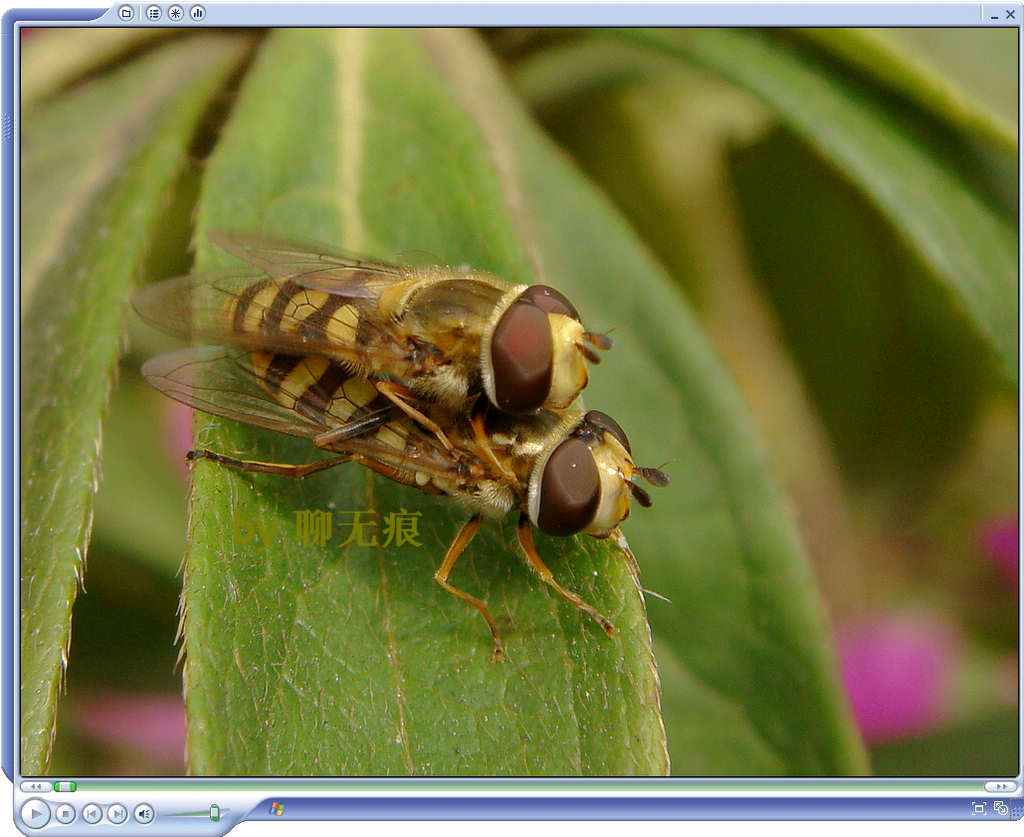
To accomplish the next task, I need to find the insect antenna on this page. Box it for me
[627,480,652,508]
[584,330,614,351]
[636,466,671,487]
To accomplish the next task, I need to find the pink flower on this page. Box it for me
[836,613,956,744]
[978,517,1018,588]
[73,692,186,769]
[163,400,194,479]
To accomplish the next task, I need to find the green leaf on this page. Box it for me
[183,28,667,776]
[653,640,786,775]
[792,28,1017,157]
[730,128,994,490]
[509,39,866,773]
[509,36,681,111]
[623,28,1018,389]
[870,709,1019,777]
[19,35,250,774]
[180,28,864,776]
[90,363,188,579]
[468,31,867,775]
[20,28,181,112]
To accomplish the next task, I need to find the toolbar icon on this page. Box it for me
[20,799,50,830]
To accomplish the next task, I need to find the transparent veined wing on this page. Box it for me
[141,346,395,441]
[208,229,410,292]
[143,346,472,488]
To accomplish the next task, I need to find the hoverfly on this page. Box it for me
[133,232,613,443]
[141,345,669,660]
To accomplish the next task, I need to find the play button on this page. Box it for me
[20,798,51,829]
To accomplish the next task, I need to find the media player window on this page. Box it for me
[6,2,1021,829]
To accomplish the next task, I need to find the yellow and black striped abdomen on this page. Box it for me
[222,278,366,360]
[246,350,440,489]
[247,350,384,429]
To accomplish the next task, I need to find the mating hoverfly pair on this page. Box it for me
[134,231,669,660]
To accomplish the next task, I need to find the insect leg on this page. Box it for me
[342,450,440,493]
[374,380,454,451]
[312,411,393,448]
[470,411,516,481]
[186,449,350,478]
[516,514,616,637]
[433,515,504,662]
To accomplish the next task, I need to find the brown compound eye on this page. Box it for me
[584,410,631,454]
[519,285,580,321]
[490,300,553,412]
[536,437,601,536]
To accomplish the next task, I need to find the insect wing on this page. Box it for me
[141,346,393,442]
[144,346,469,491]
[208,230,408,294]
[134,269,259,340]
